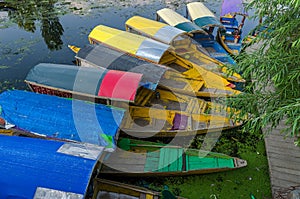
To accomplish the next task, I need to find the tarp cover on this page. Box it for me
[126,16,186,44]
[0,90,125,148]
[98,70,141,101]
[156,8,207,34]
[77,44,166,91]
[26,63,142,102]
[187,2,224,28]
[221,0,247,16]
[88,25,172,63]
[0,135,103,198]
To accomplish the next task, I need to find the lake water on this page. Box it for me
[0,0,257,92]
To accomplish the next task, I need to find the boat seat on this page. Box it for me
[171,113,188,130]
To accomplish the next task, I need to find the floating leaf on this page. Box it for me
[0,66,10,69]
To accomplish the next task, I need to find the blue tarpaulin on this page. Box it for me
[0,90,125,149]
[0,134,104,198]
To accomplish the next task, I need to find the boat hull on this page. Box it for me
[25,82,242,138]
[99,138,247,176]
[0,135,104,198]
[216,30,242,56]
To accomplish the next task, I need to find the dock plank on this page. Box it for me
[264,122,300,197]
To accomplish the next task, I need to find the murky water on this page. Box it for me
[0,0,256,91]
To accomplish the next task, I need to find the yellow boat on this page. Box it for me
[88,25,241,98]
[68,44,237,114]
[92,178,186,199]
[124,16,244,83]
[25,63,242,138]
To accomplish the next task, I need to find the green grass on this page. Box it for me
[165,141,271,199]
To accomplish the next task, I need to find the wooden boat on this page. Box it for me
[156,8,237,66]
[0,134,104,198]
[125,16,244,84]
[99,138,247,176]
[25,63,146,104]
[69,44,240,98]
[88,25,242,98]
[69,44,167,92]
[24,63,243,137]
[69,44,244,120]
[92,178,185,199]
[0,90,125,149]
[216,0,248,55]
[185,2,236,58]
[0,133,185,198]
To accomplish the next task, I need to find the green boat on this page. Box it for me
[99,138,247,176]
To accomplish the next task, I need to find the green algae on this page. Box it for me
[166,141,272,199]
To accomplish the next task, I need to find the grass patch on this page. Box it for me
[165,140,271,199]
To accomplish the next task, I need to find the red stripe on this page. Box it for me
[98,70,142,101]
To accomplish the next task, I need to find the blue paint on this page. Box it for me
[0,135,100,198]
[193,33,237,65]
[0,90,125,148]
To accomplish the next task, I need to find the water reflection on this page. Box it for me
[0,0,256,92]
[1,0,64,50]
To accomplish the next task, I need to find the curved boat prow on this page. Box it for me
[68,45,80,54]
[235,158,247,168]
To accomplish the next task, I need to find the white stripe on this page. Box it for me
[57,142,104,160]
[34,187,83,199]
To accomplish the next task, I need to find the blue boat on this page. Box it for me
[0,134,104,198]
[0,90,125,149]
[217,0,248,55]
[157,7,236,65]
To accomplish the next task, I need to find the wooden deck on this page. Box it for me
[244,41,300,198]
[264,121,300,197]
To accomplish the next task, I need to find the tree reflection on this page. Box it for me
[2,0,64,51]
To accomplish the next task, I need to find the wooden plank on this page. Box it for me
[267,152,300,164]
[266,142,296,152]
[264,122,300,197]
[105,157,146,165]
[101,165,145,173]
[265,138,299,152]
[265,131,294,138]
[270,177,300,190]
[265,135,296,144]
[265,144,300,158]
[270,166,300,178]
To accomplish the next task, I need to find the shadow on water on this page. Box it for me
[1,0,64,51]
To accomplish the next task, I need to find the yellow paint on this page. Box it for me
[0,129,13,136]
[68,45,80,53]
[125,16,165,37]
[89,25,146,55]
[146,195,154,199]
